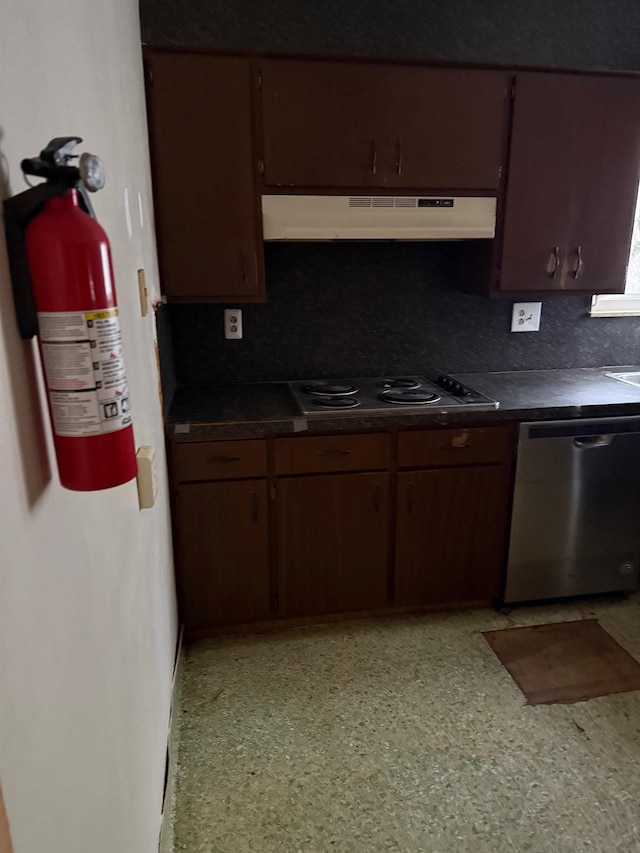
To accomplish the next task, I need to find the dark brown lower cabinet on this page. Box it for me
[395,466,509,605]
[177,480,270,628]
[276,472,390,618]
[171,426,513,635]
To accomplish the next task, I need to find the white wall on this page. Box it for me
[0,2,178,852]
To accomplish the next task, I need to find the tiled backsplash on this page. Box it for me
[166,242,640,386]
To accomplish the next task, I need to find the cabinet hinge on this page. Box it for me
[256,70,263,90]
[498,165,504,182]
[270,485,276,500]
[258,160,265,176]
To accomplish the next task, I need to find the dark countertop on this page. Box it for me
[454,366,640,418]
[167,366,640,439]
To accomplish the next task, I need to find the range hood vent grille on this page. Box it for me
[262,195,497,241]
[348,197,373,208]
[349,196,419,209]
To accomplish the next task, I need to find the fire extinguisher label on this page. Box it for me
[38,309,132,437]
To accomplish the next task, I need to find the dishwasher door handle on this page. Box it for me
[573,434,613,449]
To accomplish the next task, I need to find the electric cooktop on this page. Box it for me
[288,372,499,417]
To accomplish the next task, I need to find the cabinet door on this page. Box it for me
[382,67,508,190]
[395,467,508,606]
[177,480,270,628]
[261,60,508,190]
[146,53,264,301]
[499,73,640,293]
[277,473,390,617]
[261,60,384,188]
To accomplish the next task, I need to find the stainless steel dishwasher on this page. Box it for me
[504,416,640,603]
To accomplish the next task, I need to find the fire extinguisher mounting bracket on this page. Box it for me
[3,136,104,339]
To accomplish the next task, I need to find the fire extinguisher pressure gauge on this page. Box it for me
[79,152,105,192]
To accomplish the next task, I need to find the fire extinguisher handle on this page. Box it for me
[40,137,83,165]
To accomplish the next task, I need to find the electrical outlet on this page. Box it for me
[224,309,243,339]
[511,302,542,332]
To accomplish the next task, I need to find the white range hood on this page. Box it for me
[261,195,496,241]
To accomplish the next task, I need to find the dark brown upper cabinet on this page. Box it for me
[497,73,640,294]
[259,60,510,191]
[144,51,640,303]
[145,52,265,302]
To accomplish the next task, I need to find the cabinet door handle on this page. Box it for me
[370,140,377,175]
[406,482,414,513]
[207,455,242,464]
[251,492,259,522]
[317,448,351,457]
[396,138,403,176]
[240,249,248,285]
[373,483,380,513]
[573,245,583,279]
[547,246,560,278]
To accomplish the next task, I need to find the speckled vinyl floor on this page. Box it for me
[172,596,640,852]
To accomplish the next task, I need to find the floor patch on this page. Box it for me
[483,618,640,705]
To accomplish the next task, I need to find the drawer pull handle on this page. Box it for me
[317,449,351,457]
[208,455,242,464]
[437,443,470,450]
[251,492,259,522]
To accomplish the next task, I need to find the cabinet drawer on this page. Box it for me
[398,427,510,468]
[174,439,267,482]
[275,433,390,475]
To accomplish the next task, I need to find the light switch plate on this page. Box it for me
[136,445,157,509]
[137,268,148,317]
[511,302,542,332]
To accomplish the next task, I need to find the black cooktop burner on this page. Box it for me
[303,382,358,397]
[313,396,361,409]
[377,378,422,390]
[378,390,441,405]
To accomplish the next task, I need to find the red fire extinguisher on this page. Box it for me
[5,137,137,491]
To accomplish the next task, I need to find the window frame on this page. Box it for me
[590,292,640,316]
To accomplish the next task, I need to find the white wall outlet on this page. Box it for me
[511,302,542,332]
[136,445,157,509]
[224,308,243,339]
